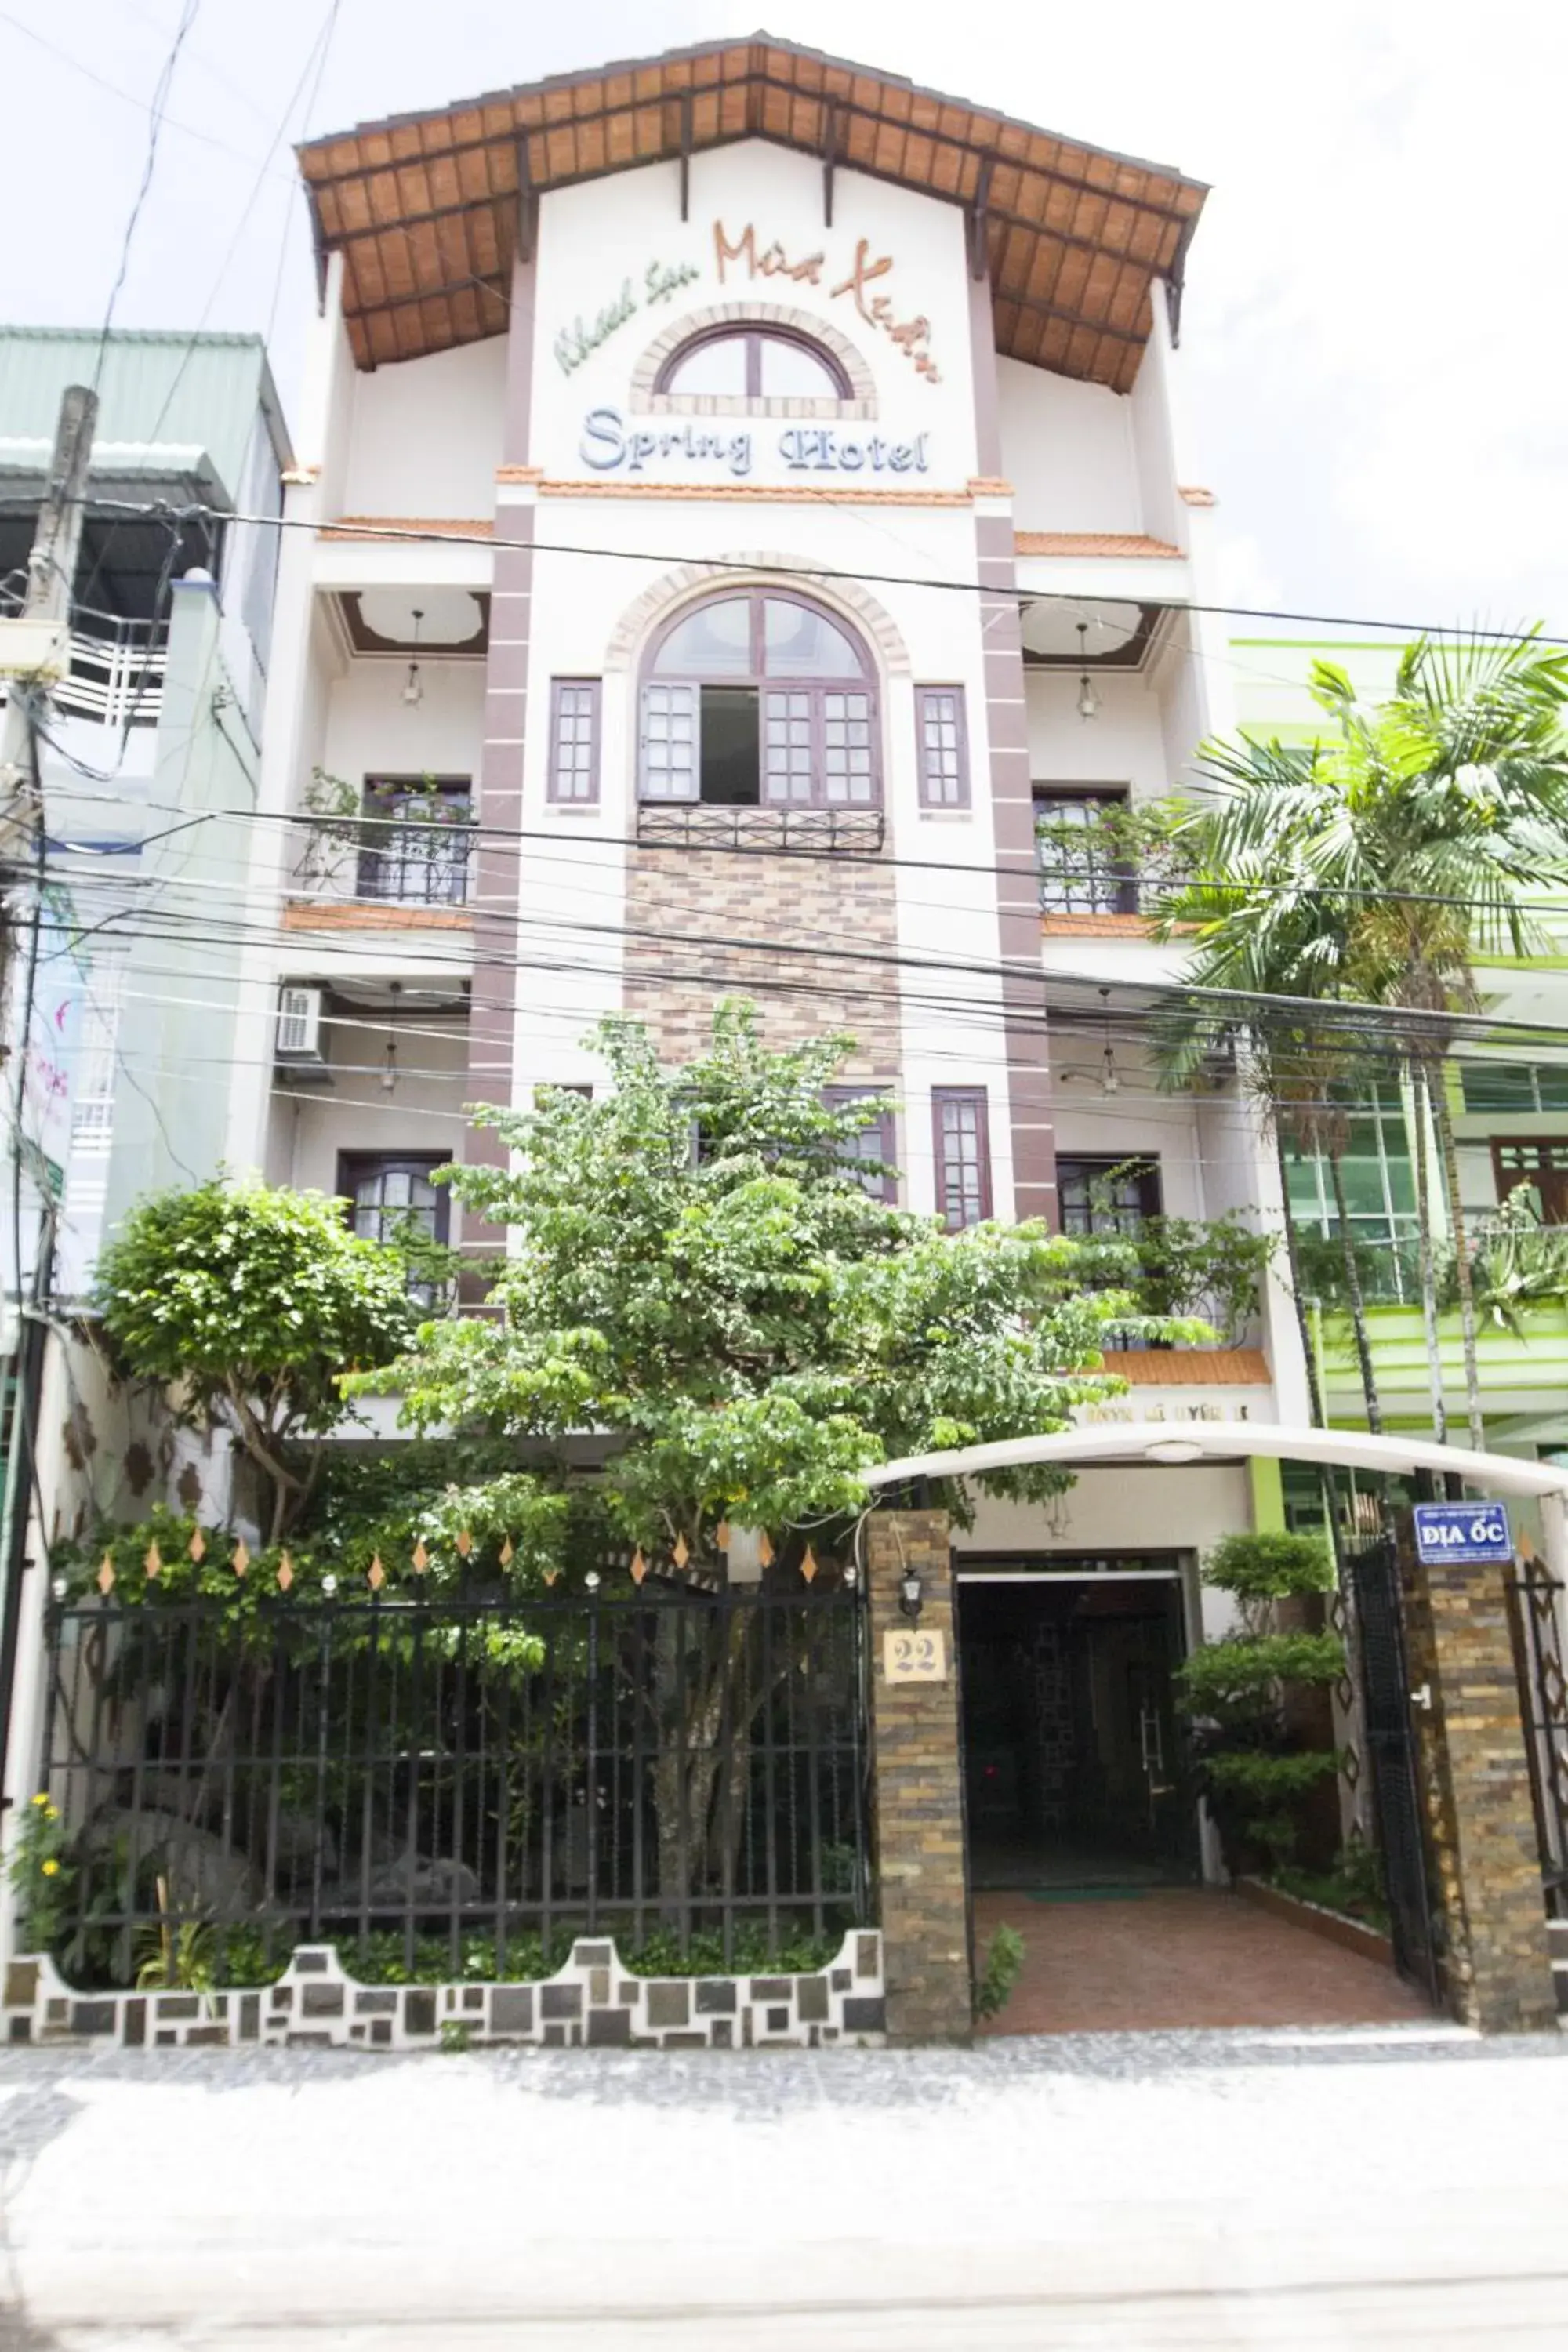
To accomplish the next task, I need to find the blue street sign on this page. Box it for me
[1412,1501,1514,1566]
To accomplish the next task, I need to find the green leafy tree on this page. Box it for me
[351,1004,1199,1552]
[1161,633,1568,1450]
[96,1178,419,1541]
[347,1004,1200,1911]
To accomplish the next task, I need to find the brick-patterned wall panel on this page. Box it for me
[624,844,899,1073]
[1400,1524,1557,2034]
[866,1509,973,2042]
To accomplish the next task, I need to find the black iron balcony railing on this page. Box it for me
[636,803,885,855]
[289,809,477,908]
[1036,841,1189,918]
[356,820,474,907]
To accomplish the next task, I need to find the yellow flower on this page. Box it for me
[40,1860,59,1877]
[30,1792,48,1809]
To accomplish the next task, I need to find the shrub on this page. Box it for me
[1175,1632,1345,1721]
[1203,1530,1334,1604]
[974,1923,1025,2021]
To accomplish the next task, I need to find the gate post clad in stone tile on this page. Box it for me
[1399,1520,1558,2032]
[866,1509,972,2042]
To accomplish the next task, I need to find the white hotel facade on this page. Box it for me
[191,40,1312,1598]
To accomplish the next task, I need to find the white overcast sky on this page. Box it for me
[4,0,1563,636]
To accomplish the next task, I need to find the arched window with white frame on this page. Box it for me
[638,589,879,809]
[655,324,852,404]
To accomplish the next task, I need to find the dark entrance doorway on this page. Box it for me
[957,1561,1200,1890]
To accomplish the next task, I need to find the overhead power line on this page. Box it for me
[40,495,1568,652]
[0,10,293,179]
[92,0,203,382]
[38,762,1568,929]
[24,862,1568,1071]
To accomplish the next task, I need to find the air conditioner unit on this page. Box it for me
[277,985,321,1057]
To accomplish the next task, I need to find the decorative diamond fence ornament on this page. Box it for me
[231,1539,249,1578]
[368,1556,386,1592]
[96,1553,115,1595]
[412,1540,430,1573]
[456,1528,474,1558]
[630,1548,647,1585]
[800,1545,818,1584]
[672,1534,689,1570]
[143,1541,161,1579]
[757,1531,774,1567]
[543,1568,559,1586]
[276,1554,294,1592]
[187,1528,205,1563]
[499,1536,514,1567]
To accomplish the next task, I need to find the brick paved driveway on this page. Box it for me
[975,1886,1434,2034]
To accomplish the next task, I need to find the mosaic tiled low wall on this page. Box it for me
[1,1930,886,2052]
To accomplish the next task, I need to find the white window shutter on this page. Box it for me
[639,682,700,801]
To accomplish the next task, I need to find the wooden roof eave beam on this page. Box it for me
[320,166,1189,282]
[300,78,1204,238]
[350,274,512,324]
[990,285,1148,352]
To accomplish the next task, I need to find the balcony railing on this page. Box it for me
[0,612,168,730]
[636,803,885,855]
[290,811,476,910]
[357,822,473,906]
[1036,842,1189,919]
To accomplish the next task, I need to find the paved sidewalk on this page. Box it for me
[974,1886,1432,2033]
[1,2025,1565,2347]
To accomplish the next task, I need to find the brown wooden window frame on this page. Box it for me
[915,684,970,808]
[637,588,880,810]
[932,1087,992,1229]
[548,677,601,804]
[1056,1153,1163,1236]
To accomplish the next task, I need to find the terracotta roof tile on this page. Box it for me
[1014,530,1184,558]
[1113,1348,1271,1385]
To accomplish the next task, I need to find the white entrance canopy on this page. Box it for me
[866,1419,1568,1576]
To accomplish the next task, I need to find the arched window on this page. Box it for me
[639,590,878,808]
[654,325,851,403]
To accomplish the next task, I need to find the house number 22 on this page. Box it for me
[883,1628,948,1683]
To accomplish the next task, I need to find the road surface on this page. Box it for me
[2,2021,1565,2347]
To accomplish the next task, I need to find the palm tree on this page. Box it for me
[1151,801,1386,1435]
[1164,633,1568,1454]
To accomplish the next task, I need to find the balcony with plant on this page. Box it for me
[1035,795,1192,926]
[291,767,476,912]
[1068,1178,1279,1366]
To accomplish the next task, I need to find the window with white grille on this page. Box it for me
[549,678,601,802]
[916,686,968,807]
[933,1088,991,1229]
[639,592,879,808]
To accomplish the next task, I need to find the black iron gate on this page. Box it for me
[1348,1539,1439,2002]
[1504,1567,1568,1918]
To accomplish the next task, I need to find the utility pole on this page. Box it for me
[0,384,96,1828]
[0,383,96,806]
